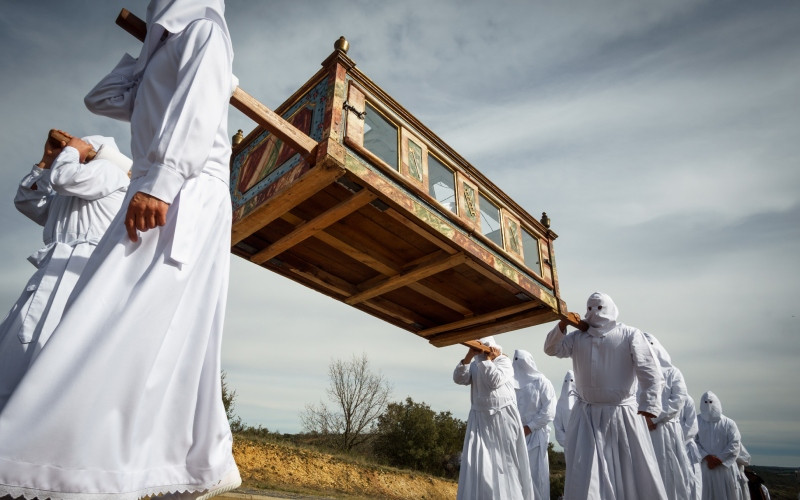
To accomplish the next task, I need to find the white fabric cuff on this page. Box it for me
[137,164,184,204]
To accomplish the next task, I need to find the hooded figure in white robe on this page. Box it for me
[0,134,129,412]
[554,369,576,456]
[544,292,667,500]
[695,390,742,500]
[454,337,535,500]
[736,444,752,500]
[0,2,240,499]
[680,394,703,500]
[512,349,556,500]
[641,332,693,500]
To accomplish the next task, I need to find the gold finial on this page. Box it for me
[335,36,349,54]
[232,129,244,147]
[540,212,551,229]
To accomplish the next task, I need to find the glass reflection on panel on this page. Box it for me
[428,155,456,213]
[363,102,398,169]
[479,194,503,247]
[522,228,542,275]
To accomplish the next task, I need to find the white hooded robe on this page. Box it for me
[0,138,129,412]
[554,369,576,455]
[0,1,239,498]
[680,395,703,500]
[544,292,667,500]
[454,338,535,500]
[512,349,556,500]
[695,390,742,500]
[642,332,693,500]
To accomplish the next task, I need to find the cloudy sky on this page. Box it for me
[1,1,798,468]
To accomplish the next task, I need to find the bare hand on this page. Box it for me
[638,411,658,431]
[523,425,531,437]
[704,455,723,469]
[67,136,94,163]
[125,192,169,242]
[40,129,69,169]
[486,346,501,361]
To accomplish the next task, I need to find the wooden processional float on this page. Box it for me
[115,9,584,354]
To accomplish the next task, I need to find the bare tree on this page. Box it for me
[300,353,391,451]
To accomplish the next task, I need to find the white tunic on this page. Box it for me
[680,395,703,500]
[0,9,237,500]
[695,412,741,499]
[649,365,693,499]
[512,350,556,500]
[544,323,667,500]
[0,145,128,411]
[454,354,535,500]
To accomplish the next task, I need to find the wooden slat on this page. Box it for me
[361,297,435,329]
[418,302,540,338]
[428,308,559,347]
[250,189,377,264]
[285,217,473,316]
[384,208,456,254]
[407,283,473,317]
[345,252,468,305]
[231,163,345,245]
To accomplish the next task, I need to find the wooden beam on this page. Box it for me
[250,189,377,265]
[383,208,456,254]
[115,8,146,41]
[115,8,318,163]
[406,283,473,317]
[428,308,559,347]
[231,163,344,245]
[419,302,540,338]
[230,87,318,159]
[345,252,468,305]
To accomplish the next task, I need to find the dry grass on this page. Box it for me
[233,436,457,499]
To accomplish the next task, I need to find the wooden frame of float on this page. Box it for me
[115,10,581,349]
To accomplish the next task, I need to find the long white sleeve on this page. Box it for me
[84,53,138,122]
[544,324,573,358]
[655,368,687,424]
[14,166,54,226]
[49,147,130,201]
[630,329,663,416]
[453,361,471,386]
[476,356,514,390]
[133,20,233,204]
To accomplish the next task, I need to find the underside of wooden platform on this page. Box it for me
[231,154,562,347]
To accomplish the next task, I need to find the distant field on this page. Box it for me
[750,465,799,500]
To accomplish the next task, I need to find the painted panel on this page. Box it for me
[502,209,524,262]
[455,172,480,231]
[400,128,427,189]
[230,76,331,220]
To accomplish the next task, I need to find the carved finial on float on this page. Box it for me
[232,129,244,147]
[540,212,551,229]
[335,36,349,54]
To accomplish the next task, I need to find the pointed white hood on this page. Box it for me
[584,292,619,337]
[557,369,576,404]
[512,349,542,388]
[136,0,232,77]
[700,390,723,423]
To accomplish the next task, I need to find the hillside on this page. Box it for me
[233,436,457,499]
